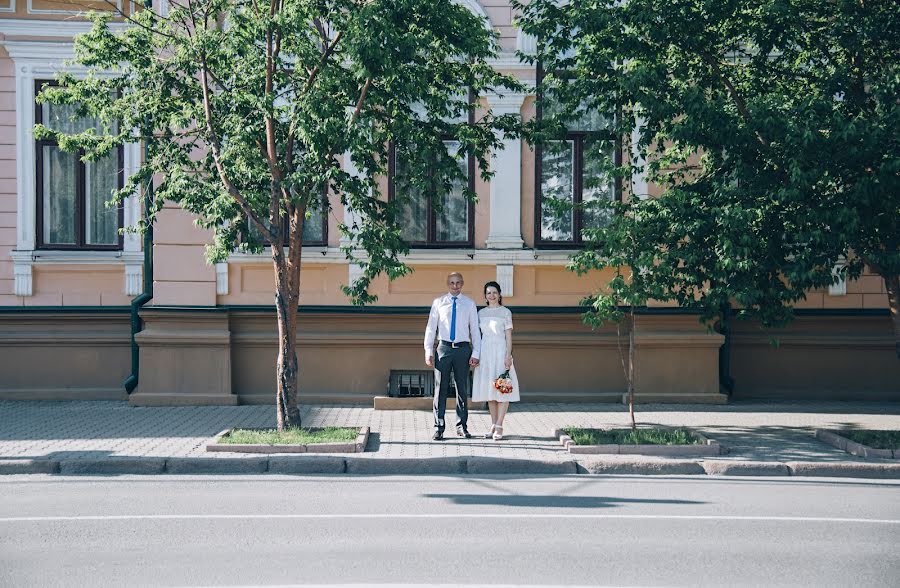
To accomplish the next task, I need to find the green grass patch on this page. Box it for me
[840,430,900,450]
[219,427,358,445]
[562,427,702,446]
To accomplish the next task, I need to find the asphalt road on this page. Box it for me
[1,474,898,587]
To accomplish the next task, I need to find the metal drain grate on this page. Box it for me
[388,370,433,397]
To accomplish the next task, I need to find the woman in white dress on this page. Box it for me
[471,281,520,440]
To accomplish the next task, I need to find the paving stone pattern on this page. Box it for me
[1,400,899,463]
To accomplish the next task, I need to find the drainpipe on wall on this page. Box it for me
[123,154,154,393]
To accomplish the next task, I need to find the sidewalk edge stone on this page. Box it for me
[575,458,706,475]
[165,457,268,474]
[702,460,790,476]
[787,461,900,479]
[58,458,166,475]
[466,457,578,475]
[268,456,346,474]
[0,459,59,474]
[345,457,466,475]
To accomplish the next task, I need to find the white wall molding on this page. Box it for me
[0,20,129,39]
[829,260,847,296]
[27,0,122,15]
[11,251,32,296]
[487,52,537,77]
[348,263,365,289]
[485,91,527,250]
[516,29,537,55]
[0,0,16,13]
[631,113,649,200]
[229,247,577,267]
[215,262,229,295]
[340,150,364,248]
[124,260,143,296]
[496,264,514,297]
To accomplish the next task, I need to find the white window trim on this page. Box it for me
[3,38,142,297]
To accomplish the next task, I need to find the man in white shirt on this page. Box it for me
[424,271,481,440]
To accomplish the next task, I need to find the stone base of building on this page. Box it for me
[1,307,896,404]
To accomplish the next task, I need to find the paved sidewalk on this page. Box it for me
[1,400,899,476]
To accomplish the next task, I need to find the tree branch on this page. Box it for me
[700,53,771,149]
[304,30,344,94]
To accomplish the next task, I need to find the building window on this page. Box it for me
[535,69,620,247]
[35,81,124,250]
[246,192,328,248]
[389,141,475,247]
[388,96,476,248]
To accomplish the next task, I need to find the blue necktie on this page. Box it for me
[449,296,458,342]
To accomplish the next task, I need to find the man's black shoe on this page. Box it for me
[456,427,473,439]
[432,430,444,441]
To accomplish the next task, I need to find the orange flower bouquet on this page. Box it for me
[493,370,513,394]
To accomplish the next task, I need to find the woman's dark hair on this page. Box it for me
[483,281,503,306]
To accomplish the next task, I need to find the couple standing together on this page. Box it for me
[424,272,520,441]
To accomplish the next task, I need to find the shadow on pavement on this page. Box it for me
[422,493,705,508]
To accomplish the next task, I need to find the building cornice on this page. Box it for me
[228,247,578,266]
[0,19,129,40]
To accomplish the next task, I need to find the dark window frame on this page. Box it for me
[534,64,623,249]
[243,186,330,249]
[387,93,477,249]
[34,80,124,251]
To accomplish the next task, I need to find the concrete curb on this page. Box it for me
[815,429,898,460]
[467,457,579,475]
[269,456,346,474]
[206,427,370,454]
[4,456,900,478]
[58,458,166,475]
[165,457,268,475]
[702,460,791,476]
[786,461,900,479]
[552,427,724,457]
[346,457,467,475]
[0,459,59,474]
[576,458,707,475]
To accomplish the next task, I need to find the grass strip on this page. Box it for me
[562,427,701,446]
[840,429,900,450]
[219,427,358,445]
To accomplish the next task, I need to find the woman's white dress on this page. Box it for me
[472,306,520,402]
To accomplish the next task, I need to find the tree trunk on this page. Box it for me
[627,309,636,431]
[273,254,302,430]
[884,273,900,359]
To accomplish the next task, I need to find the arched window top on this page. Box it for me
[453,0,492,32]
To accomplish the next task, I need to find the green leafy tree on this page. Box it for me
[518,0,900,361]
[37,0,518,428]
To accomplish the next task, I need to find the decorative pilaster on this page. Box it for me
[340,150,365,248]
[829,260,847,296]
[11,251,32,297]
[124,258,143,296]
[496,264,514,297]
[215,262,229,295]
[631,114,649,200]
[348,263,365,288]
[485,92,527,249]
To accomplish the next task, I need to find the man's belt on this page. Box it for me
[440,341,470,348]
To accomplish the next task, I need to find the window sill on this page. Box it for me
[22,250,140,265]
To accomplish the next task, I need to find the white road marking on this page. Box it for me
[1,513,897,524]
